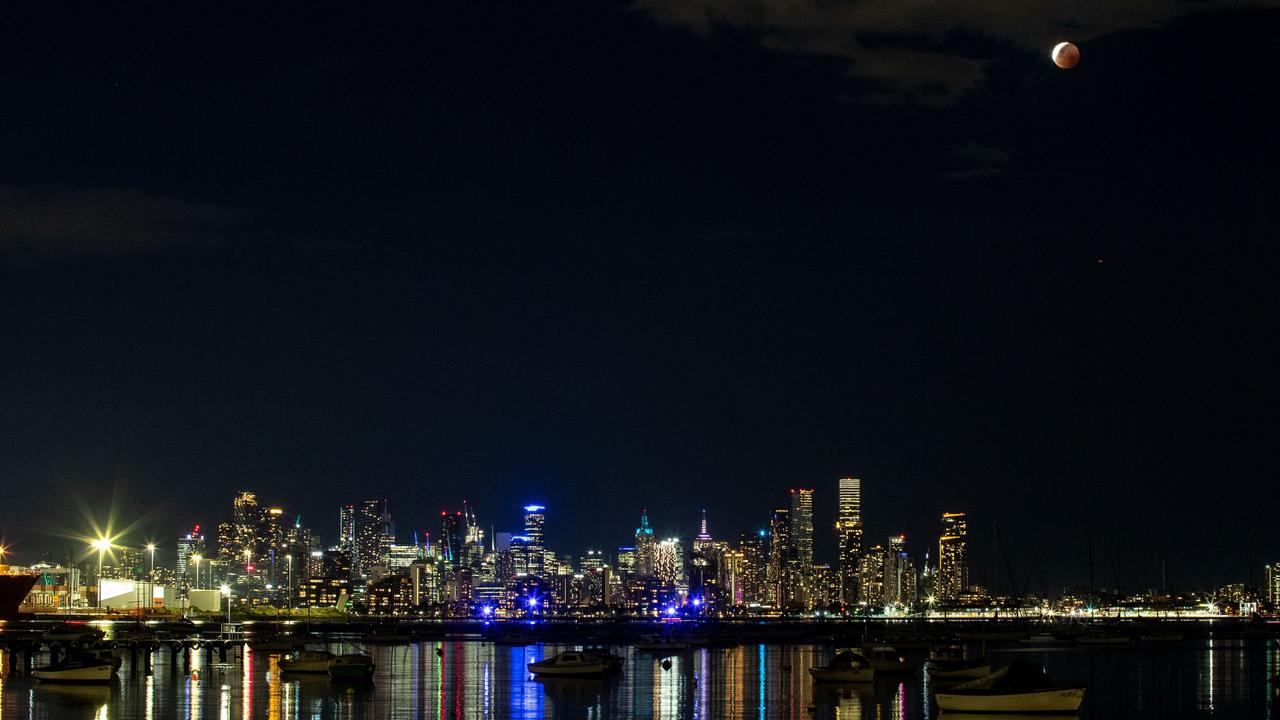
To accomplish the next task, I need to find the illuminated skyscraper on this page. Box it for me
[739,530,770,606]
[884,534,917,608]
[836,477,863,604]
[635,509,656,577]
[938,512,969,600]
[176,525,206,580]
[217,491,271,567]
[439,511,464,570]
[339,500,386,579]
[789,489,815,569]
[523,505,546,578]
[770,507,792,605]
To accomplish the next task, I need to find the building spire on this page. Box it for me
[697,508,711,541]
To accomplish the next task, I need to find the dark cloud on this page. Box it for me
[632,0,1273,104]
[941,141,1013,180]
[0,185,240,264]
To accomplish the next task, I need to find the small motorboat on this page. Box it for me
[863,646,907,673]
[328,653,376,679]
[935,661,1086,713]
[278,650,337,673]
[808,650,875,683]
[32,660,114,684]
[528,651,610,677]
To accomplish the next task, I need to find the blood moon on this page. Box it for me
[1052,42,1080,69]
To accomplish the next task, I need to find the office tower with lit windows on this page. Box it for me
[655,538,685,590]
[176,525,205,580]
[789,489,815,569]
[739,530,770,606]
[1266,563,1280,607]
[439,511,464,570]
[339,499,387,579]
[938,512,969,600]
[836,477,863,604]
[634,510,657,577]
[770,507,792,603]
[884,534,917,608]
[523,505,546,578]
[859,544,886,608]
[216,491,273,567]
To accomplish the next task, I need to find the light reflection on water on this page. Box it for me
[0,637,1276,718]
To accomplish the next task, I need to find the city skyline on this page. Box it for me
[10,476,1268,602]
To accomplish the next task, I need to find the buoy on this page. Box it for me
[661,658,672,671]
[190,670,200,682]
[435,647,444,658]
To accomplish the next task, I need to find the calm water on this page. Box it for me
[2,635,1278,719]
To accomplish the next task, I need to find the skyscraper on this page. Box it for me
[439,511,464,570]
[523,505,546,578]
[634,509,656,577]
[938,512,969,601]
[770,506,792,605]
[884,534,917,608]
[339,500,386,579]
[836,477,863,605]
[176,525,205,580]
[217,491,271,566]
[789,489,815,569]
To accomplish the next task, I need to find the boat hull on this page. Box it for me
[935,687,1086,713]
[809,667,874,683]
[32,664,114,684]
[528,662,609,677]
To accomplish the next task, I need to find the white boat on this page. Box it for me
[528,651,610,677]
[278,650,337,673]
[32,661,114,684]
[863,646,906,672]
[808,650,875,683]
[936,686,1086,713]
[328,653,375,680]
[935,662,1086,713]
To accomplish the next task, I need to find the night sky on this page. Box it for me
[2,3,1278,594]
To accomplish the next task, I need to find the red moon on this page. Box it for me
[1052,42,1080,69]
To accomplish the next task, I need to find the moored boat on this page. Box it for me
[278,650,337,673]
[328,653,375,679]
[862,646,906,673]
[32,660,114,684]
[528,651,610,677]
[808,650,875,683]
[926,645,990,680]
[934,661,1086,713]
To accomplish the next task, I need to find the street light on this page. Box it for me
[146,543,157,614]
[90,538,111,609]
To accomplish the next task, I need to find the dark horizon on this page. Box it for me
[2,3,1279,594]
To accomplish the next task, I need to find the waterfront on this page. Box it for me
[1,635,1277,719]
